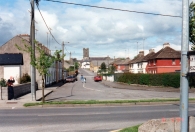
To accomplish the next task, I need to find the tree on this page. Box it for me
[74,62,79,70]
[16,41,64,103]
[108,65,116,74]
[190,2,195,50]
[100,62,106,72]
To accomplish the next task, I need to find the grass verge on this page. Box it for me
[23,98,195,107]
[119,124,140,132]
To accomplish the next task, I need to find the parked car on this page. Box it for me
[94,75,102,82]
[65,75,77,83]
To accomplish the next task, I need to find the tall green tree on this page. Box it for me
[190,2,195,50]
[100,62,106,72]
[109,65,116,74]
[16,41,64,103]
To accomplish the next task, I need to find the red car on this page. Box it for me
[94,75,102,82]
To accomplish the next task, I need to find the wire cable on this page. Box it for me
[36,3,61,45]
[43,0,182,18]
[35,2,70,53]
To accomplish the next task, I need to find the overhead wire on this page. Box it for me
[35,2,70,53]
[43,0,182,18]
[35,3,60,45]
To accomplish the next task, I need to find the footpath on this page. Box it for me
[0,80,195,109]
[102,80,195,93]
[0,82,64,109]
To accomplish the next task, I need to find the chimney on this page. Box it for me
[163,43,170,48]
[139,51,144,57]
[149,49,155,53]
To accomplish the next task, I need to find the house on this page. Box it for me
[129,51,145,73]
[137,49,156,73]
[0,53,23,85]
[146,43,181,74]
[81,60,90,69]
[110,58,130,73]
[90,57,114,73]
[0,34,63,88]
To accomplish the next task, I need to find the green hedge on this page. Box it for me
[115,73,181,88]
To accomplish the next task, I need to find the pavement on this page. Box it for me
[102,80,195,93]
[0,81,64,109]
[0,80,195,109]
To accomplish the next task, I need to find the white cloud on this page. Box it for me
[0,0,184,60]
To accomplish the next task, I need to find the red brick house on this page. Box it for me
[110,58,130,73]
[146,43,181,74]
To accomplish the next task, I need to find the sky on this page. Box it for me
[0,0,193,60]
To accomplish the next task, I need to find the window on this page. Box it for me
[153,60,156,65]
[172,59,176,65]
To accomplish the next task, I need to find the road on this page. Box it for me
[45,68,195,101]
[0,104,195,132]
[1,68,195,132]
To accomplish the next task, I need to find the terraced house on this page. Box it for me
[129,43,181,74]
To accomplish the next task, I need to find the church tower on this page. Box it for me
[83,48,89,59]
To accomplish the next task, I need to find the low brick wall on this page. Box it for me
[0,82,38,100]
[13,82,38,99]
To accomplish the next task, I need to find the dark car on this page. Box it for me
[94,75,102,82]
[65,75,77,83]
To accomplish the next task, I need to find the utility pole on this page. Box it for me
[180,0,189,132]
[62,42,64,81]
[30,0,36,101]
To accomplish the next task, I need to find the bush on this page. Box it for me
[0,78,7,87]
[116,73,180,88]
[20,73,31,84]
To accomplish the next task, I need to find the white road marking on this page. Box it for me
[83,83,103,92]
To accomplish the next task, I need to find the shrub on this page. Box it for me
[20,73,31,84]
[0,78,7,87]
[116,73,180,88]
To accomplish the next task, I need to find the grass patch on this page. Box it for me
[23,98,195,107]
[119,124,140,132]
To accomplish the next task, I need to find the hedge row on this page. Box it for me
[114,73,185,88]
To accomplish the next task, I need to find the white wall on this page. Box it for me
[107,75,114,82]
[4,65,21,85]
[81,62,90,69]
[130,63,138,73]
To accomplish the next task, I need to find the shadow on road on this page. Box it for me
[46,95,75,101]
